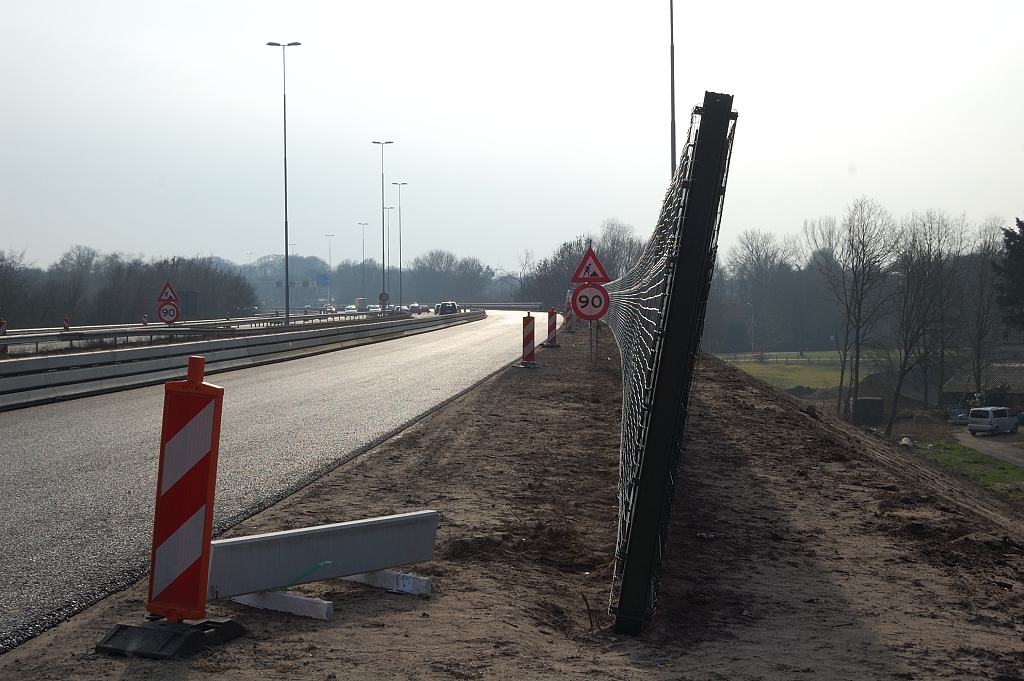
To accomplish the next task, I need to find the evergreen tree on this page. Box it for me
[993,217,1024,331]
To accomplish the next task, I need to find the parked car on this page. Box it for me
[949,404,969,425]
[968,406,1019,436]
[438,301,459,315]
[343,305,358,315]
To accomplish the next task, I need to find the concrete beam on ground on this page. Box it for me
[206,511,438,601]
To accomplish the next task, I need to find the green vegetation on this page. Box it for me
[917,440,1024,502]
[717,356,843,391]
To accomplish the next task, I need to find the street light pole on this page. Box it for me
[325,233,334,304]
[392,182,407,307]
[358,222,369,301]
[372,141,392,306]
[385,206,395,300]
[267,41,301,324]
[246,251,253,268]
[747,302,754,355]
[669,0,677,177]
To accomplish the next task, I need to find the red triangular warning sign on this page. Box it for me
[570,247,611,283]
[157,281,180,303]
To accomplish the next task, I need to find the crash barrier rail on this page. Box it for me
[719,353,842,365]
[461,302,543,311]
[0,309,382,355]
[603,92,737,635]
[0,310,486,411]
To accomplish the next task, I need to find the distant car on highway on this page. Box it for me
[968,406,1019,436]
[434,303,441,314]
[344,305,358,315]
[409,302,421,313]
[438,301,459,315]
[321,305,337,314]
[367,304,381,313]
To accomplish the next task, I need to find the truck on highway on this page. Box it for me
[355,298,367,312]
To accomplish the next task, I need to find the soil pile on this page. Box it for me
[3,331,1024,680]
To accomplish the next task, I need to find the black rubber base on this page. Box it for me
[95,618,244,659]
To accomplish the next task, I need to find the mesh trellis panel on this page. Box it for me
[604,93,737,630]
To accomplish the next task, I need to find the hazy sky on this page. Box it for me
[2,1,1022,272]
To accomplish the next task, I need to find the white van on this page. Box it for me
[968,407,1019,436]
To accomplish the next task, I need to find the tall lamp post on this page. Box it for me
[325,233,334,305]
[246,251,253,268]
[358,222,369,301]
[384,206,395,300]
[266,41,301,324]
[747,302,754,355]
[392,181,407,307]
[372,141,392,306]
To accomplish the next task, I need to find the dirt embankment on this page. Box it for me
[3,331,1024,680]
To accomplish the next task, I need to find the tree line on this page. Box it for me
[704,197,1024,435]
[0,246,256,327]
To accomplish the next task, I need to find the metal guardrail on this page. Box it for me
[461,302,543,311]
[0,310,384,355]
[0,310,486,411]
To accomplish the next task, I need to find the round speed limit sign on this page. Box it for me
[158,301,180,325]
[571,282,609,321]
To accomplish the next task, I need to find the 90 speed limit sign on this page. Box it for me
[158,301,180,325]
[571,282,609,321]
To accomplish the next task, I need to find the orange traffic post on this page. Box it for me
[521,313,536,367]
[147,355,224,622]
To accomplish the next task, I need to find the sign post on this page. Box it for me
[157,282,181,325]
[569,248,611,362]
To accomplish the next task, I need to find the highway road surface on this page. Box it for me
[0,310,526,653]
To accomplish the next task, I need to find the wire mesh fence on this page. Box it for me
[603,94,737,630]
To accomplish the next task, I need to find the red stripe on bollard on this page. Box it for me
[522,314,535,363]
[547,307,557,346]
[147,356,224,622]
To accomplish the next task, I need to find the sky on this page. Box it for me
[1,1,1022,273]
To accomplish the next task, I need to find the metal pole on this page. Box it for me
[359,222,368,301]
[385,207,395,300]
[325,233,334,305]
[267,41,300,323]
[669,0,676,177]
[747,302,754,355]
[392,182,407,307]
[372,141,392,305]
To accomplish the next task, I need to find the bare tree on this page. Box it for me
[0,249,32,323]
[725,229,798,349]
[805,198,894,417]
[881,210,965,435]
[961,216,1005,395]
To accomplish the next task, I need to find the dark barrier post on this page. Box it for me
[613,91,735,635]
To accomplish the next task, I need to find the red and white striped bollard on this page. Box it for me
[544,307,559,347]
[521,313,536,366]
[62,316,70,331]
[147,356,225,622]
[0,317,7,354]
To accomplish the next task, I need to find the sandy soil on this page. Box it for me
[3,329,1024,680]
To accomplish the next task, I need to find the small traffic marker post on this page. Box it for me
[541,307,560,348]
[520,313,537,367]
[96,355,243,659]
[0,317,7,354]
[142,314,148,326]
[62,316,70,332]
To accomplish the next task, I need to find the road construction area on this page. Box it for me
[3,329,1024,679]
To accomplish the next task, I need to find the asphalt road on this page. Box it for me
[955,428,1024,468]
[0,310,526,654]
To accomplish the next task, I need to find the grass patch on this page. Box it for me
[724,361,843,391]
[917,439,1024,502]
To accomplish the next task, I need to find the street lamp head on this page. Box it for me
[392,182,407,186]
[372,140,393,145]
[267,42,281,46]
[287,42,301,46]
